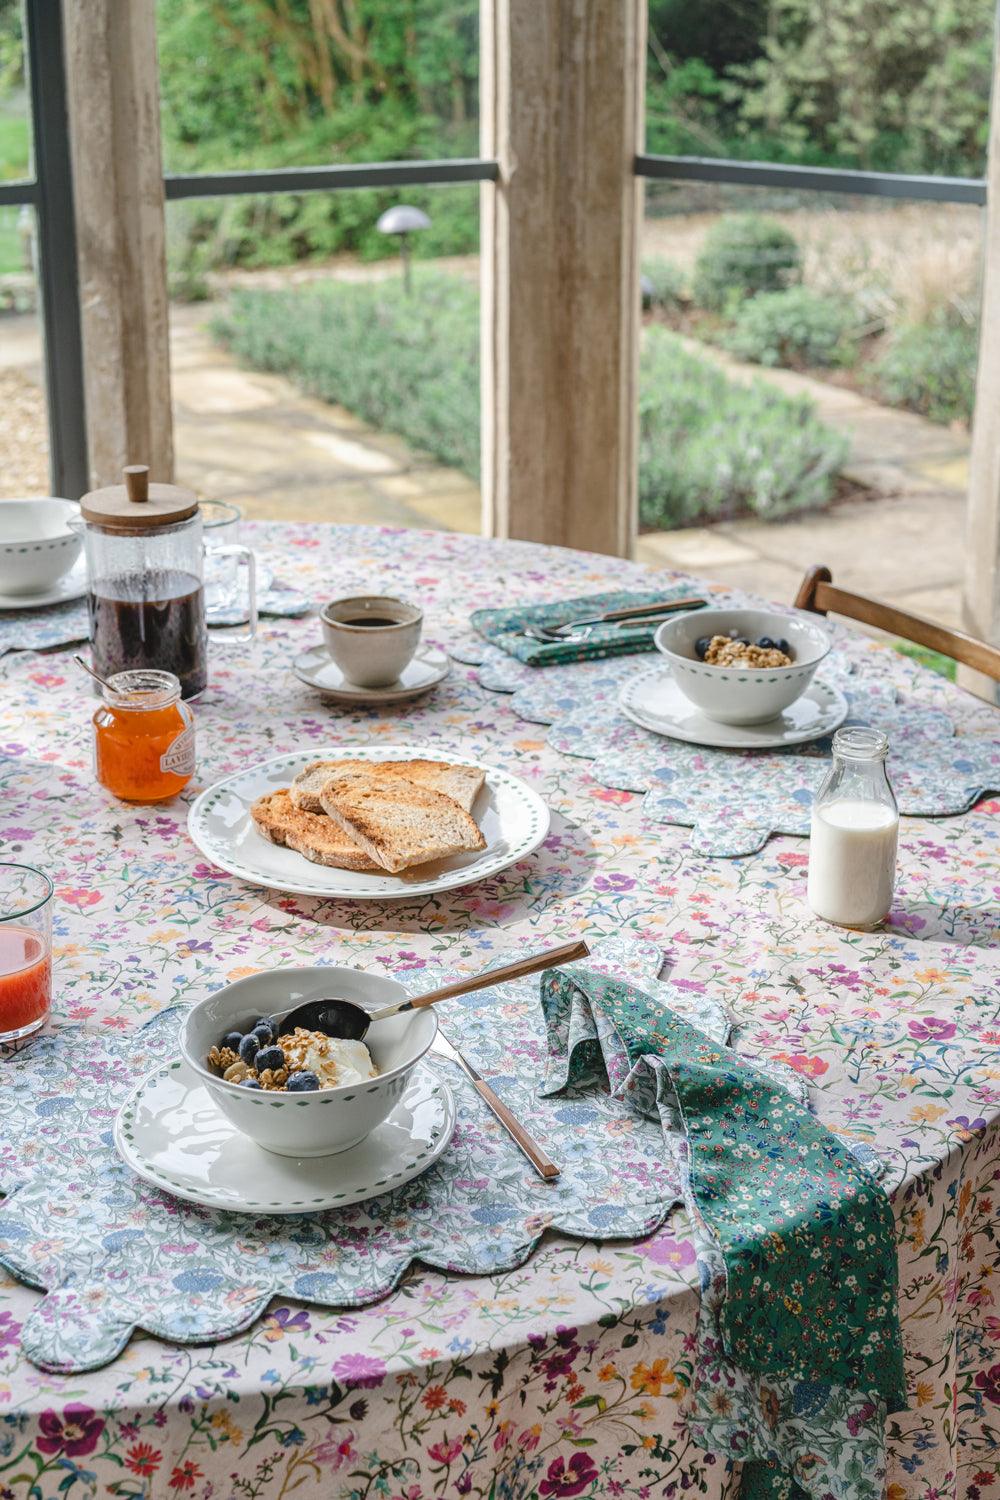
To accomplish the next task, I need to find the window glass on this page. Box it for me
[646,0,994,178]
[637,181,982,633]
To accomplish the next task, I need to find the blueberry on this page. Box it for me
[756,636,774,649]
[694,636,711,660]
[256,1045,285,1073]
[239,1077,262,1089]
[252,1017,275,1041]
[776,638,790,656]
[286,1070,320,1093]
[238,1034,260,1065]
[222,1031,243,1052]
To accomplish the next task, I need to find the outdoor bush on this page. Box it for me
[214,273,481,477]
[723,287,858,368]
[215,276,847,529]
[641,257,686,309]
[638,327,847,526]
[871,313,978,425]
[692,215,802,312]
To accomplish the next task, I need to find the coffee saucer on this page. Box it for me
[619,664,848,749]
[293,644,450,704]
[114,1059,456,1214]
[0,558,87,611]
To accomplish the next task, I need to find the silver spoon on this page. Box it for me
[74,654,115,693]
[281,938,590,1042]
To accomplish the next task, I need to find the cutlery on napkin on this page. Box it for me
[471,588,707,666]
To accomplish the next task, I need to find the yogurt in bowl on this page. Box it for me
[655,606,831,726]
[181,966,437,1157]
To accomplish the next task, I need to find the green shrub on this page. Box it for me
[723,287,857,368]
[214,273,480,477]
[870,314,978,425]
[214,276,847,529]
[692,214,802,312]
[641,257,686,309]
[639,327,847,526]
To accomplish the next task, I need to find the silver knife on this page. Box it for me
[432,1030,560,1181]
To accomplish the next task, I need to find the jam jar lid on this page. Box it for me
[80,465,198,532]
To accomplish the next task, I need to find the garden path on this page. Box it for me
[0,301,968,626]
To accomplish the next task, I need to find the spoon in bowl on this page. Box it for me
[281,938,590,1042]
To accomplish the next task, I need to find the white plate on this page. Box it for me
[0,557,87,610]
[620,665,848,749]
[293,644,450,703]
[114,1058,455,1214]
[187,744,550,898]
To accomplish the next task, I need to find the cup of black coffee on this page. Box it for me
[320,595,423,688]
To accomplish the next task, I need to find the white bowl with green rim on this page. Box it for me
[655,607,832,726]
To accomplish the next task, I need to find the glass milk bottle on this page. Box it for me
[807,727,899,930]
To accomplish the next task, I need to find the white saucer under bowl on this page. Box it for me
[0,557,87,611]
[114,1058,455,1214]
[619,664,848,749]
[294,644,450,703]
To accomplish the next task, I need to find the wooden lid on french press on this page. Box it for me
[79,465,199,530]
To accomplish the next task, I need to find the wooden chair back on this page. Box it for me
[793,565,1000,682]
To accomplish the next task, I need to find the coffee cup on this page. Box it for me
[320,595,423,689]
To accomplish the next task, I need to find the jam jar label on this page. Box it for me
[160,725,195,776]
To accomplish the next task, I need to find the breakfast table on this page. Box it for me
[0,520,997,1500]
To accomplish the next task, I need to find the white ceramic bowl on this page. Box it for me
[180,966,437,1157]
[655,606,831,726]
[0,498,82,596]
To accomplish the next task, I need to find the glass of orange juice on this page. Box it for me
[0,864,53,1043]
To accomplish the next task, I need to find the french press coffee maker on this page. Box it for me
[76,465,256,699]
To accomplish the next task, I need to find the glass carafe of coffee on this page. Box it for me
[77,465,256,699]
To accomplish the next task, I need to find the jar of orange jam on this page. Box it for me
[93,670,195,802]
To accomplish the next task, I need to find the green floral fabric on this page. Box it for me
[471,588,702,665]
[540,964,908,1499]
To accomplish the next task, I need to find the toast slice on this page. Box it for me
[319,774,487,874]
[250,789,381,873]
[291,758,485,815]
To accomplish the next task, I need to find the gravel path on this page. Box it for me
[0,369,47,496]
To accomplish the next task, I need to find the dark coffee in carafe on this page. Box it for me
[88,570,208,699]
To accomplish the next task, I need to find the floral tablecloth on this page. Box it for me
[0,522,997,1500]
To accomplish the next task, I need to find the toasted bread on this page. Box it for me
[291,758,485,814]
[319,774,487,874]
[250,790,381,873]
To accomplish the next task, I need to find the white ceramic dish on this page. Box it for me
[0,556,87,610]
[115,1058,455,1213]
[293,643,450,703]
[620,664,848,749]
[187,744,550,899]
[0,498,82,596]
[180,965,437,1156]
[655,607,831,726]
[321,595,423,688]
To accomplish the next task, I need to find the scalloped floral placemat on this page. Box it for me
[449,636,1000,856]
[0,938,728,1374]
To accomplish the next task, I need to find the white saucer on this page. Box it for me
[0,558,87,610]
[114,1059,456,1214]
[619,665,848,749]
[293,644,450,703]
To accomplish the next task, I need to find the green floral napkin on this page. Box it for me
[471,588,703,666]
[540,962,907,1500]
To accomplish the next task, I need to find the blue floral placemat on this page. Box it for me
[0,938,725,1374]
[449,637,1000,855]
